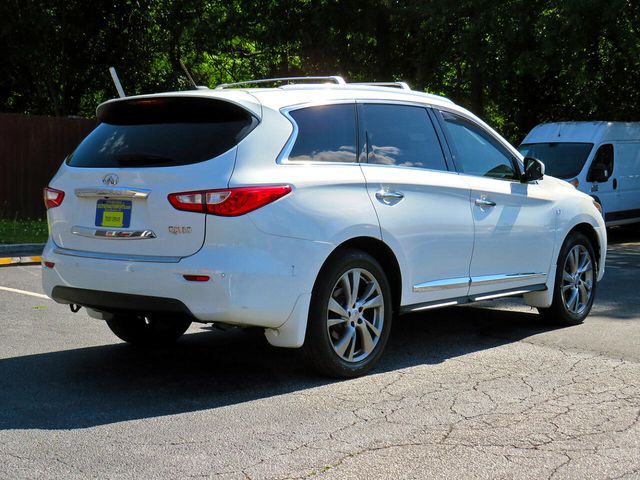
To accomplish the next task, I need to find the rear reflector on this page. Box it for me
[43,187,65,209]
[183,275,210,282]
[168,185,292,216]
[43,261,55,269]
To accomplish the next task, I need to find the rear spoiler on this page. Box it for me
[96,92,262,122]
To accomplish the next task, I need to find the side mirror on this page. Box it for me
[522,156,545,183]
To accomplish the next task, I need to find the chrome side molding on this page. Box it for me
[407,300,459,312]
[470,272,546,286]
[75,187,151,199]
[72,226,156,240]
[401,283,547,314]
[413,272,546,293]
[413,277,470,293]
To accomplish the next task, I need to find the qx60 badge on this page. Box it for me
[102,174,119,186]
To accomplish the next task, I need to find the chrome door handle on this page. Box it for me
[475,198,496,207]
[376,190,404,202]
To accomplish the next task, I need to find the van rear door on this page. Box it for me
[46,96,259,258]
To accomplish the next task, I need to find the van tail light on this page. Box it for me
[168,185,292,216]
[43,187,65,209]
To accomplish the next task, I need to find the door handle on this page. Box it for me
[613,178,618,190]
[475,198,496,207]
[375,190,404,204]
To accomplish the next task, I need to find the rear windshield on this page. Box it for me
[67,98,257,168]
[518,142,593,179]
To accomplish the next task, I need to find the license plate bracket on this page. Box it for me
[95,199,132,228]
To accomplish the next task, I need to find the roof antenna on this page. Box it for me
[109,67,126,98]
[180,60,209,90]
[180,60,198,90]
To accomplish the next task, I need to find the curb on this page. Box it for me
[0,244,45,267]
[0,255,42,266]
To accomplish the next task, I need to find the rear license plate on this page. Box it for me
[95,200,132,228]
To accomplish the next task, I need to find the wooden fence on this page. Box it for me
[0,113,96,219]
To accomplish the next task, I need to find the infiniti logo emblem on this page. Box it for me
[102,174,119,186]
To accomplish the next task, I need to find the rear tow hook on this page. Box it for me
[69,304,82,313]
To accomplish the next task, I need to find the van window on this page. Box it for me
[587,144,614,182]
[362,104,448,171]
[68,98,258,168]
[518,143,593,179]
[288,104,357,163]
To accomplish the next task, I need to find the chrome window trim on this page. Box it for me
[53,246,181,263]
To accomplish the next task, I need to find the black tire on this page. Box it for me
[106,314,192,346]
[302,249,393,378]
[538,232,597,325]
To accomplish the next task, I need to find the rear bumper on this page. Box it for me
[42,231,332,329]
[52,286,194,317]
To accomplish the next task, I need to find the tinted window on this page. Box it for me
[68,98,257,168]
[518,142,594,179]
[288,104,357,163]
[441,111,516,179]
[587,144,614,182]
[363,104,448,170]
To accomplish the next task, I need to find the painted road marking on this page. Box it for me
[0,286,50,300]
[0,256,42,266]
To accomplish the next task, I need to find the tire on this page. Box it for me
[302,249,393,378]
[106,314,192,346]
[538,232,597,325]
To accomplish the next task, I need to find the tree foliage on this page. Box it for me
[2,0,639,141]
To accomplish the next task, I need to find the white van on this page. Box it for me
[520,122,640,225]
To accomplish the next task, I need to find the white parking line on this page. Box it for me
[0,286,50,300]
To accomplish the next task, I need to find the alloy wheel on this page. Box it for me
[561,244,594,315]
[326,268,385,363]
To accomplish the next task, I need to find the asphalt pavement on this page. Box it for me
[0,226,639,479]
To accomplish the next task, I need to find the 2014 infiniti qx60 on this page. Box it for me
[42,77,606,377]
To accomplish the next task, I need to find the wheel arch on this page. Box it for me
[322,236,402,314]
[566,222,601,270]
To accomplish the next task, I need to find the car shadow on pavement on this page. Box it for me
[0,306,560,431]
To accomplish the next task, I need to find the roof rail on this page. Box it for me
[215,76,346,89]
[351,82,411,91]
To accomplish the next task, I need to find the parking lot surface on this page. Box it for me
[1,227,639,479]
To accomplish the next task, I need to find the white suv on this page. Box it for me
[42,77,606,377]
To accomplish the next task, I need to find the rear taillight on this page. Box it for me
[168,185,292,216]
[43,187,65,209]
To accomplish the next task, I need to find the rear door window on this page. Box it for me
[67,98,258,168]
[287,104,357,163]
[362,104,448,171]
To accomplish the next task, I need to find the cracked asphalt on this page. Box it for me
[1,226,639,479]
